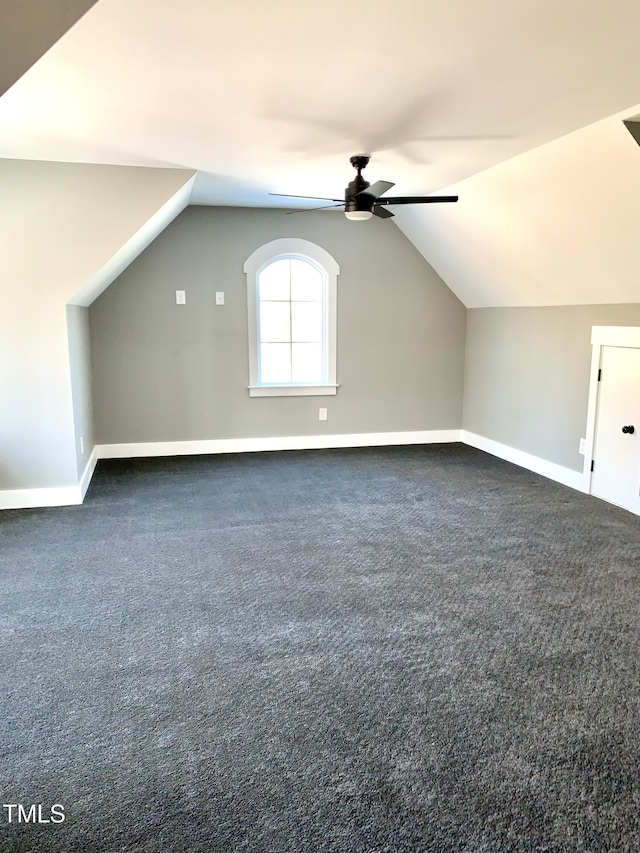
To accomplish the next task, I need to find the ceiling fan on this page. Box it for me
[270,155,458,220]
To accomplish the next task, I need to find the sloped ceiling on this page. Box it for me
[396,107,640,307]
[3,0,640,307]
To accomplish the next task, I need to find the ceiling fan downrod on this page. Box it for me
[347,154,371,192]
[345,154,373,217]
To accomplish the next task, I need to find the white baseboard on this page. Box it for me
[2,429,590,511]
[0,485,83,511]
[0,448,97,511]
[461,430,589,493]
[96,429,463,460]
[79,448,98,500]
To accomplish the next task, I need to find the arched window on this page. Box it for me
[244,238,339,397]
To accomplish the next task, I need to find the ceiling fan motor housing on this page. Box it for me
[345,177,374,213]
[345,155,373,213]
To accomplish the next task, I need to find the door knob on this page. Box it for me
[621,425,635,434]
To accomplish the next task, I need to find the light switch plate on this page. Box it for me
[215,292,225,305]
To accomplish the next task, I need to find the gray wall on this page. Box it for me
[463,304,640,471]
[1,0,98,95]
[66,305,94,476]
[89,206,466,445]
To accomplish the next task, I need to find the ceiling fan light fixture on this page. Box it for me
[344,187,374,221]
[345,209,373,221]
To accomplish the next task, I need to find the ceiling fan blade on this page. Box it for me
[285,203,344,215]
[357,180,395,200]
[373,206,394,219]
[270,192,343,202]
[376,195,458,205]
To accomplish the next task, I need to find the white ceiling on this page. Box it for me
[3,0,640,306]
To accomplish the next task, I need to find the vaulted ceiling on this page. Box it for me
[3,0,640,307]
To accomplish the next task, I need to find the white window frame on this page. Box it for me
[244,238,339,397]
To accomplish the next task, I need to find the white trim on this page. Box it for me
[0,447,98,510]
[1,428,600,509]
[96,430,462,459]
[591,325,640,348]
[243,239,340,277]
[0,485,83,511]
[461,430,589,492]
[79,447,98,500]
[583,337,603,493]
[248,384,338,397]
[244,238,339,397]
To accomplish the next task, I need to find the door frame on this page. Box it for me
[585,326,640,497]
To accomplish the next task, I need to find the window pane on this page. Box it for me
[290,259,322,301]
[259,259,290,300]
[292,343,323,383]
[260,343,291,383]
[291,302,322,342]
[260,301,290,342]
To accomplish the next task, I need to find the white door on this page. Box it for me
[591,345,640,515]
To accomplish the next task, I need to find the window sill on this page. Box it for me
[248,384,338,398]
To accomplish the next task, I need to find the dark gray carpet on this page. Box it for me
[1,444,639,852]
